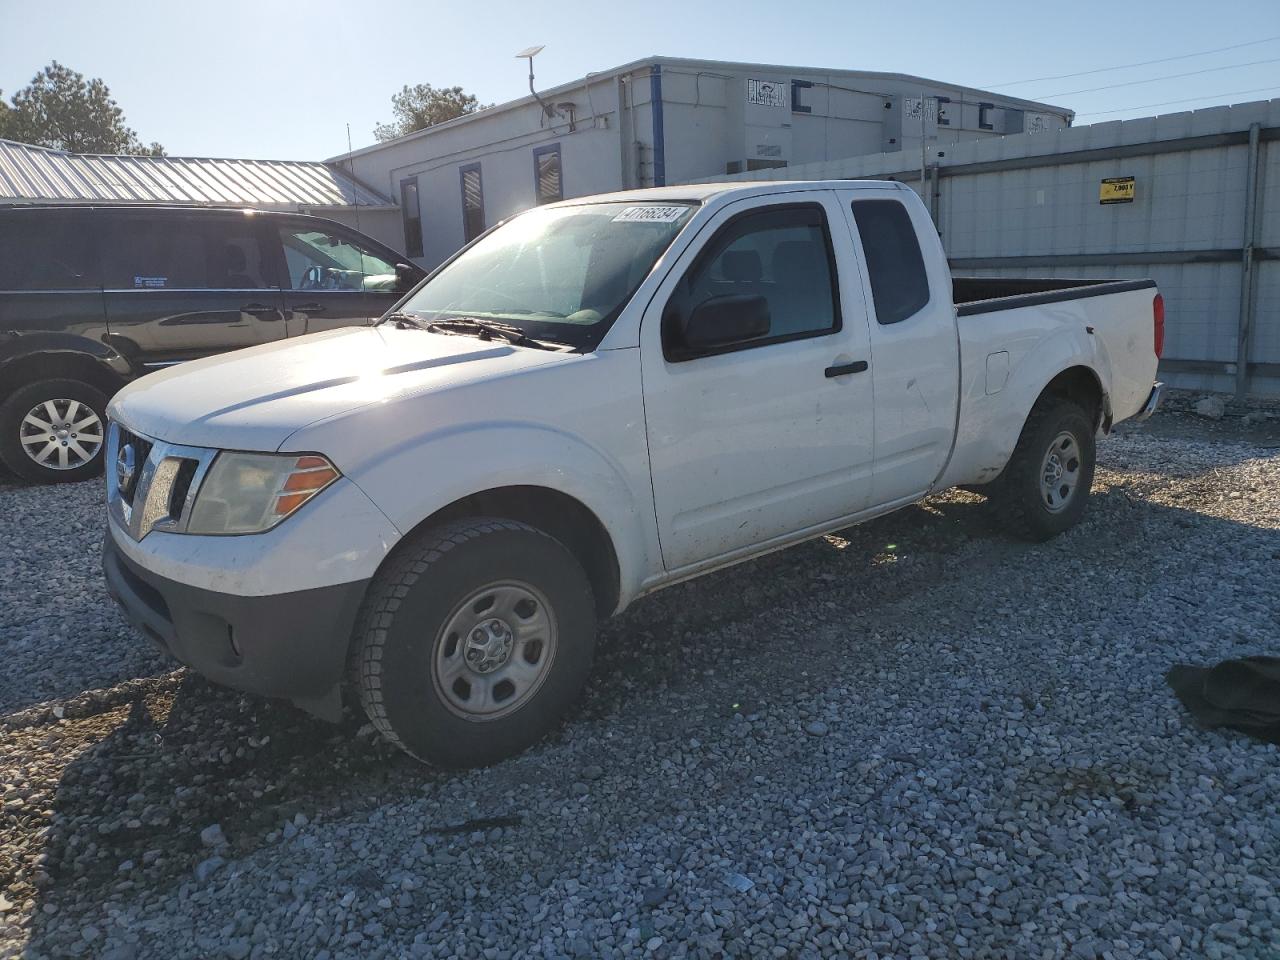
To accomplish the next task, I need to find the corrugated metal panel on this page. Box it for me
[0,138,392,208]
[699,98,1280,395]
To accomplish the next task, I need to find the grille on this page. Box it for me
[116,425,153,505]
[168,458,199,516]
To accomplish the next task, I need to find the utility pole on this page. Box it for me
[920,90,928,203]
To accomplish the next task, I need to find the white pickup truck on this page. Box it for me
[103,181,1163,766]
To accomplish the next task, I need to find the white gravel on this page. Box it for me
[1,413,1278,960]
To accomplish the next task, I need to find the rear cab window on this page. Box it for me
[850,199,930,325]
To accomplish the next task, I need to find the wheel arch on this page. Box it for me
[1037,364,1110,433]
[0,346,129,402]
[386,484,621,620]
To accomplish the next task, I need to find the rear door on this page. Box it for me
[640,191,876,572]
[0,207,107,349]
[272,218,405,336]
[841,189,960,504]
[100,210,286,371]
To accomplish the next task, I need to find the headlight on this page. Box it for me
[187,453,339,535]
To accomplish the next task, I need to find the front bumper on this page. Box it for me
[103,532,367,720]
[1135,381,1165,421]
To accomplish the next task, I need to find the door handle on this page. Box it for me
[825,360,868,378]
[295,302,327,314]
[242,302,281,318]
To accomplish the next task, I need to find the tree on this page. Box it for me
[374,83,487,142]
[3,61,164,155]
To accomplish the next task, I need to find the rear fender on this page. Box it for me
[0,333,131,397]
[939,323,1111,489]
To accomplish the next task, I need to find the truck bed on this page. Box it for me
[953,277,1156,316]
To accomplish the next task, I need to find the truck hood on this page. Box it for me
[109,326,573,451]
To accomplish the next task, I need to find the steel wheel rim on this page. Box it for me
[432,580,558,721]
[1039,430,1082,513]
[19,399,104,471]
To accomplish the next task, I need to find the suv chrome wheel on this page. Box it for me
[20,398,105,471]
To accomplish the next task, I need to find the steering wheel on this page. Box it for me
[302,265,325,289]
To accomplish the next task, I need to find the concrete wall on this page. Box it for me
[696,99,1280,397]
[333,58,1070,270]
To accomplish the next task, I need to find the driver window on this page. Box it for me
[278,225,397,292]
[666,204,840,353]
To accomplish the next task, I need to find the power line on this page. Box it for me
[1044,57,1280,98]
[1074,86,1280,118]
[983,35,1280,88]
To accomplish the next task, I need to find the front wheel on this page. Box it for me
[990,398,1096,542]
[352,518,596,767]
[0,379,109,484]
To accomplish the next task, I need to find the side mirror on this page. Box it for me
[682,294,771,351]
[394,262,419,292]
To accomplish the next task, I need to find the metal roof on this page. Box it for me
[0,139,393,208]
[329,55,1075,162]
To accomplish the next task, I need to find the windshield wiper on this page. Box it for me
[378,311,431,330]
[423,317,560,351]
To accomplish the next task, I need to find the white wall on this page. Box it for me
[335,59,1071,269]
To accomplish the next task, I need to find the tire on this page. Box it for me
[989,397,1096,542]
[352,517,596,767]
[0,379,109,484]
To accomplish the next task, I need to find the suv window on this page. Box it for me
[850,199,930,325]
[666,204,840,355]
[278,224,398,292]
[100,215,271,290]
[0,213,98,290]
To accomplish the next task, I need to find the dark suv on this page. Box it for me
[0,205,424,483]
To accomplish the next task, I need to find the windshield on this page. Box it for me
[396,201,696,349]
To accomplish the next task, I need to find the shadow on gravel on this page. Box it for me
[13,475,1280,956]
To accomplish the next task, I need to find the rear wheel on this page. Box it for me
[0,379,109,484]
[352,518,596,767]
[989,397,1095,542]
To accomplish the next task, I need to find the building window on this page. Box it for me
[400,177,423,258]
[459,163,485,244]
[533,143,563,205]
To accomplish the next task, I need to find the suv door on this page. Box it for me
[100,210,286,370]
[272,219,407,335]
[640,191,877,572]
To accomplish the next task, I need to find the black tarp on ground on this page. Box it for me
[1167,656,1280,745]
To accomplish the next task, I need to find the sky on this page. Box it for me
[2,0,1278,161]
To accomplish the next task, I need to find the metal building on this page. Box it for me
[703,98,1280,397]
[328,56,1072,267]
[0,138,394,214]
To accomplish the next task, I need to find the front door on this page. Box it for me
[641,192,877,572]
[273,220,404,336]
[99,211,286,371]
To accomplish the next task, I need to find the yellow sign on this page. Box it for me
[1100,177,1136,204]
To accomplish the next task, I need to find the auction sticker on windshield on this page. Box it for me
[611,205,688,223]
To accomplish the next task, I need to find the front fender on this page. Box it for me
[940,321,1111,489]
[340,420,658,609]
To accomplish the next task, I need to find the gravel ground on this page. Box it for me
[1,411,1278,960]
